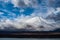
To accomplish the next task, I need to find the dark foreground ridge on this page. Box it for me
[0,31,60,38]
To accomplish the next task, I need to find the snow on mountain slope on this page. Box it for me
[0,16,57,31]
[15,16,58,31]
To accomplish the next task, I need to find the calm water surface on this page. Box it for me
[0,38,60,40]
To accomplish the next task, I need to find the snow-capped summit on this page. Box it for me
[25,17,41,24]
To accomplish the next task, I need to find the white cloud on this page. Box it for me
[11,0,19,7]
[54,8,60,14]
[4,0,10,3]
[46,7,60,17]
[20,9,25,13]
[0,0,9,2]
[11,0,39,8]
[23,0,31,6]
[0,12,4,15]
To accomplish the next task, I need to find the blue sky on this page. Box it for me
[0,1,35,19]
[0,0,59,19]
[0,0,49,17]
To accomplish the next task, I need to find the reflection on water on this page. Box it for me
[0,38,60,40]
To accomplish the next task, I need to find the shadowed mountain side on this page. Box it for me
[46,12,60,21]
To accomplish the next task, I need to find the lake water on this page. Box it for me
[0,38,60,40]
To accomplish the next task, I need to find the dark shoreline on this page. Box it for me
[0,32,60,38]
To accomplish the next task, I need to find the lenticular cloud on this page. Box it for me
[0,0,60,31]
